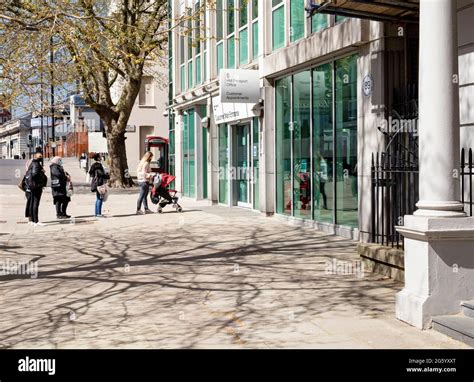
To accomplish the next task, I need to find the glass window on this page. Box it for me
[227,0,235,34]
[195,2,201,55]
[179,24,185,64]
[187,9,193,59]
[183,109,196,198]
[217,42,224,73]
[336,15,346,23]
[227,36,235,68]
[201,106,208,199]
[216,0,223,41]
[188,61,193,89]
[335,54,358,227]
[290,0,304,43]
[203,51,207,81]
[239,0,248,27]
[272,5,285,51]
[252,21,259,59]
[180,65,185,92]
[252,0,258,19]
[196,55,202,85]
[239,27,248,65]
[311,14,328,33]
[313,63,333,223]
[292,70,311,219]
[252,117,259,210]
[275,76,292,215]
[218,124,229,204]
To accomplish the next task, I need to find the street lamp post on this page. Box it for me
[50,35,55,157]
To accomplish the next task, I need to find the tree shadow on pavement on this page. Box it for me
[0,220,402,348]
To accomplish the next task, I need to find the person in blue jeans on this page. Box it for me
[88,153,109,217]
[136,151,154,215]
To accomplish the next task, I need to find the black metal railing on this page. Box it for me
[371,151,419,249]
[371,147,474,249]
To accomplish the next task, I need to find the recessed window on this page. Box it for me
[139,76,154,106]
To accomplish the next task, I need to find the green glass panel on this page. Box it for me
[188,61,193,89]
[272,0,282,6]
[275,76,291,215]
[188,110,195,198]
[180,65,185,92]
[202,110,208,199]
[312,63,333,223]
[218,124,229,204]
[239,28,248,65]
[196,55,202,85]
[335,54,358,227]
[272,6,285,51]
[311,14,328,33]
[217,43,224,74]
[182,113,189,196]
[252,0,258,19]
[216,0,223,41]
[227,0,235,34]
[252,21,259,59]
[236,124,249,203]
[203,51,207,81]
[292,70,311,219]
[252,117,259,210]
[290,0,304,42]
[336,15,346,23]
[227,36,235,68]
[239,0,248,27]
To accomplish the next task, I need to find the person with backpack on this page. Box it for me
[88,153,109,218]
[25,152,47,226]
[50,156,71,219]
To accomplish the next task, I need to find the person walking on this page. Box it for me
[25,152,47,226]
[50,156,71,219]
[89,153,109,218]
[136,151,154,215]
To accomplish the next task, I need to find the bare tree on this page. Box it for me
[0,0,203,187]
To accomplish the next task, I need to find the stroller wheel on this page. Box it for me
[157,206,163,213]
[176,206,183,213]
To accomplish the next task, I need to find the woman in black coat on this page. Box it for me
[88,153,109,217]
[50,156,71,219]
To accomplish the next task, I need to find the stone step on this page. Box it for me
[432,315,474,347]
[461,301,474,319]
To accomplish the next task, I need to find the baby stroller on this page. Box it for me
[150,173,183,213]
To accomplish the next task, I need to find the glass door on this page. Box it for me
[235,123,252,207]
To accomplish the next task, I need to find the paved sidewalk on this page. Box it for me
[0,185,468,348]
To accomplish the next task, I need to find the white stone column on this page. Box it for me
[396,0,474,330]
[415,0,464,217]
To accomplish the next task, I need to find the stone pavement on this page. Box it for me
[0,185,468,348]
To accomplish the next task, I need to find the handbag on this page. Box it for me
[67,181,74,197]
[18,175,27,192]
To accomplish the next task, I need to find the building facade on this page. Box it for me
[167,0,474,240]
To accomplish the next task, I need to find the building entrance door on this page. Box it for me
[234,123,252,208]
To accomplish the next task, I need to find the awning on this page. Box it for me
[307,0,419,23]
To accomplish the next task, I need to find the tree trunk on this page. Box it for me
[107,124,134,188]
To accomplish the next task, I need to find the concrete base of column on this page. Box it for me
[395,216,474,329]
[414,201,465,217]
